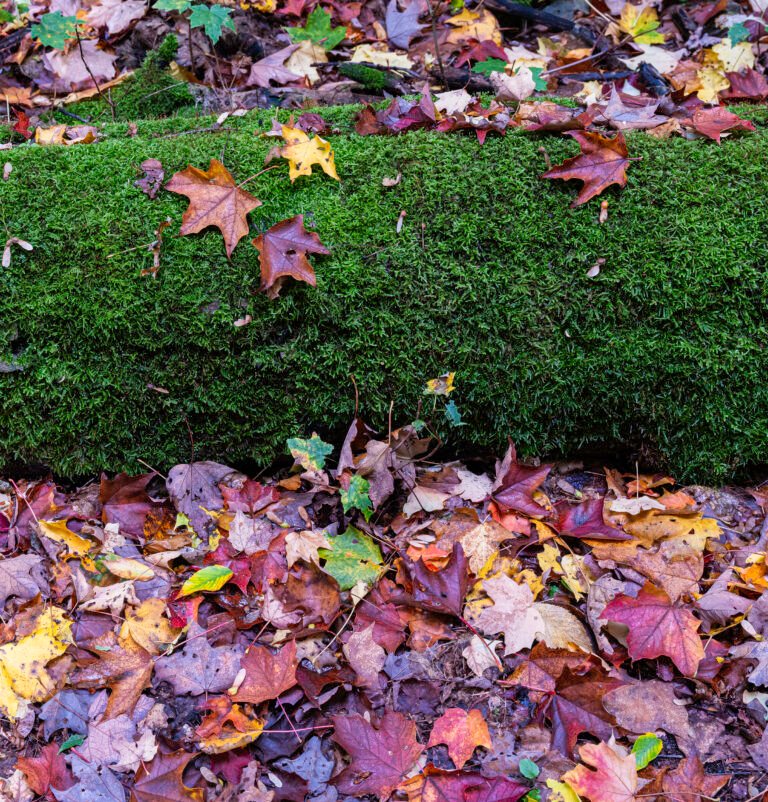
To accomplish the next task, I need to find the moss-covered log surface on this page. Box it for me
[2,103,768,480]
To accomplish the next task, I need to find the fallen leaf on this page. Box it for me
[427,708,492,769]
[563,740,638,802]
[686,105,756,143]
[180,564,234,597]
[0,606,72,720]
[165,160,262,258]
[130,750,204,802]
[318,527,383,590]
[246,44,301,87]
[542,131,633,207]
[134,158,164,199]
[253,214,330,299]
[600,582,705,676]
[16,743,74,797]
[385,0,422,49]
[332,710,424,799]
[661,755,730,802]
[231,639,298,705]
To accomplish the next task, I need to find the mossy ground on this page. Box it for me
[2,103,768,480]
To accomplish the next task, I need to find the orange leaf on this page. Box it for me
[230,639,298,705]
[165,159,262,258]
[426,708,492,769]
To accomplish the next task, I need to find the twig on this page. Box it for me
[426,0,447,89]
[74,27,116,121]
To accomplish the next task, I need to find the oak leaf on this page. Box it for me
[600,582,705,676]
[231,639,298,705]
[253,215,330,299]
[331,710,424,799]
[279,125,340,182]
[427,708,492,769]
[542,131,633,207]
[165,159,261,258]
[562,741,638,802]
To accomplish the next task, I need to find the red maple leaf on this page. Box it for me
[231,639,298,705]
[332,710,424,799]
[492,444,551,517]
[541,131,634,207]
[16,743,74,798]
[686,106,756,143]
[600,582,705,677]
[221,480,278,514]
[553,498,629,540]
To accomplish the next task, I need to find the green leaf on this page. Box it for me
[180,564,233,596]
[0,10,13,23]
[472,57,507,76]
[519,758,540,780]
[528,66,547,91]
[287,7,346,50]
[154,0,193,10]
[524,791,541,802]
[30,12,77,49]
[729,21,750,45]
[318,527,383,590]
[444,399,466,427]
[189,3,235,43]
[287,433,333,471]
[340,474,373,521]
[59,734,85,753]
[632,732,663,770]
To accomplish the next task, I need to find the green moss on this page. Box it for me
[2,103,768,480]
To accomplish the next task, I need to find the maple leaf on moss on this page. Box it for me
[165,159,261,258]
[254,215,330,299]
[542,131,633,207]
[279,125,340,182]
[600,582,705,676]
[319,527,383,590]
[287,432,333,470]
[340,473,374,521]
[287,7,346,50]
[332,710,423,798]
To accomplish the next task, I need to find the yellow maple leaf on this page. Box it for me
[446,7,502,46]
[546,779,582,802]
[119,597,180,655]
[424,372,456,396]
[0,606,72,720]
[619,3,665,44]
[279,125,339,183]
[710,39,755,72]
[695,66,731,103]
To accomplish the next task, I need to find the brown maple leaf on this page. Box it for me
[600,582,705,677]
[332,710,424,799]
[231,639,298,705]
[253,214,330,299]
[130,750,204,802]
[165,159,262,258]
[661,755,730,802]
[541,131,634,207]
[72,632,153,719]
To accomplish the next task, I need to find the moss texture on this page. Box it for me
[2,103,768,480]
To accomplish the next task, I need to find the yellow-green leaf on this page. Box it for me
[180,564,233,596]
